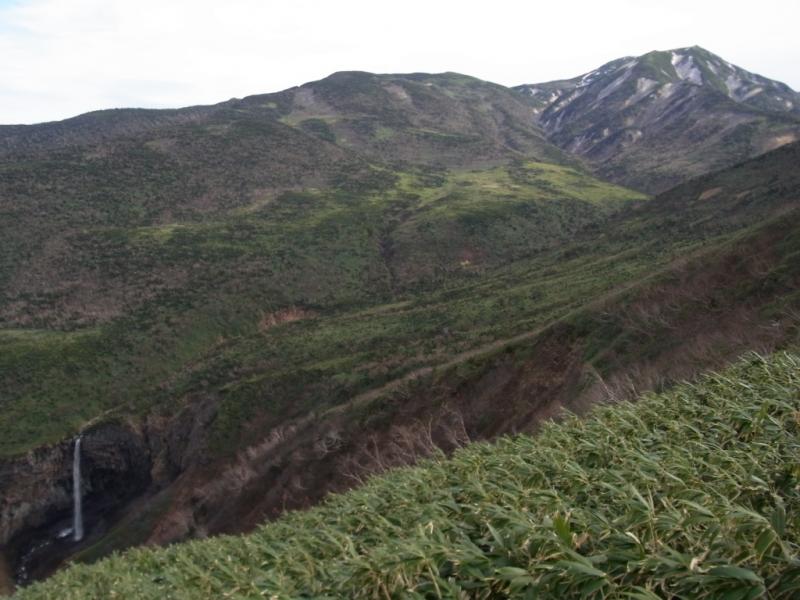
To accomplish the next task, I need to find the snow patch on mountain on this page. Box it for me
[597,70,632,101]
[725,74,745,98]
[549,111,566,132]
[636,78,658,94]
[555,88,587,110]
[658,82,677,99]
[578,70,601,88]
[621,129,643,145]
[623,78,660,108]
[742,87,764,100]
[671,52,703,85]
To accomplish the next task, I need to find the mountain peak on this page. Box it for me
[520,47,797,112]
[514,47,800,193]
[673,44,714,55]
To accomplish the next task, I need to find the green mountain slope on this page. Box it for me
[2,67,799,590]
[0,161,641,331]
[1,137,796,591]
[0,72,649,583]
[0,71,585,330]
[515,46,800,193]
[15,350,800,599]
[164,144,799,544]
[0,161,644,457]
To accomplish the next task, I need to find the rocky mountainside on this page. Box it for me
[1,54,800,593]
[516,46,800,192]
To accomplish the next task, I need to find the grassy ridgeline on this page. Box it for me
[15,351,800,599]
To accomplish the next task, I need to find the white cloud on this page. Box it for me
[0,0,798,124]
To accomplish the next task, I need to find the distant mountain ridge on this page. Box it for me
[0,70,587,331]
[0,71,568,167]
[515,46,800,192]
[3,47,797,194]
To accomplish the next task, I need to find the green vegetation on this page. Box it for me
[2,65,799,589]
[16,351,800,599]
[0,161,643,457]
[3,136,798,457]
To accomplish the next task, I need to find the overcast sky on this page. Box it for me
[1,0,798,125]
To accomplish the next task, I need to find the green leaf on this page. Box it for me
[771,501,787,536]
[557,560,607,578]
[754,528,775,558]
[580,577,608,597]
[708,565,763,583]
[553,514,572,545]
[495,566,530,580]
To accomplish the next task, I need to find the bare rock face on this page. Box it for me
[145,396,218,483]
[79,422,152,510]
[0,393,222,585]
[0,421,151,583]
[515,46,800,193]
[0,441,72,546]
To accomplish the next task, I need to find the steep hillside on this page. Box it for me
[0,161,641,330]
[2,64,800,592]
[516,46,800,192]
[2,133,796,590]
[0,71,584,329]
[0,70,647,586]
[126,144,799,549]
[15,350,800,599]
[0,159,644,460]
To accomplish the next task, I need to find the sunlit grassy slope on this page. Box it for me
[0,161,645,457]
[4,134,800,458]
[16,351,800,599]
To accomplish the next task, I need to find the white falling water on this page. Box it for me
[72,436,83,542]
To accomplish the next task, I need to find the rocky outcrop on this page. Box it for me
[0,441,72,547]
[144,396,218,483]
[0,391,221,586]
[0,421,151,583]
[514,46,800,193]
[79,422,152,510]
[0,422,151,547]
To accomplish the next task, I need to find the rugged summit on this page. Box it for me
[516,46,800,192]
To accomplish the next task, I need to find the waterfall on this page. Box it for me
[72,436,83,542]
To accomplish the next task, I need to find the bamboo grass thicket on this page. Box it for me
[16,351,800,599]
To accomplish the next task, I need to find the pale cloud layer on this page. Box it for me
[0,0,798,124]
